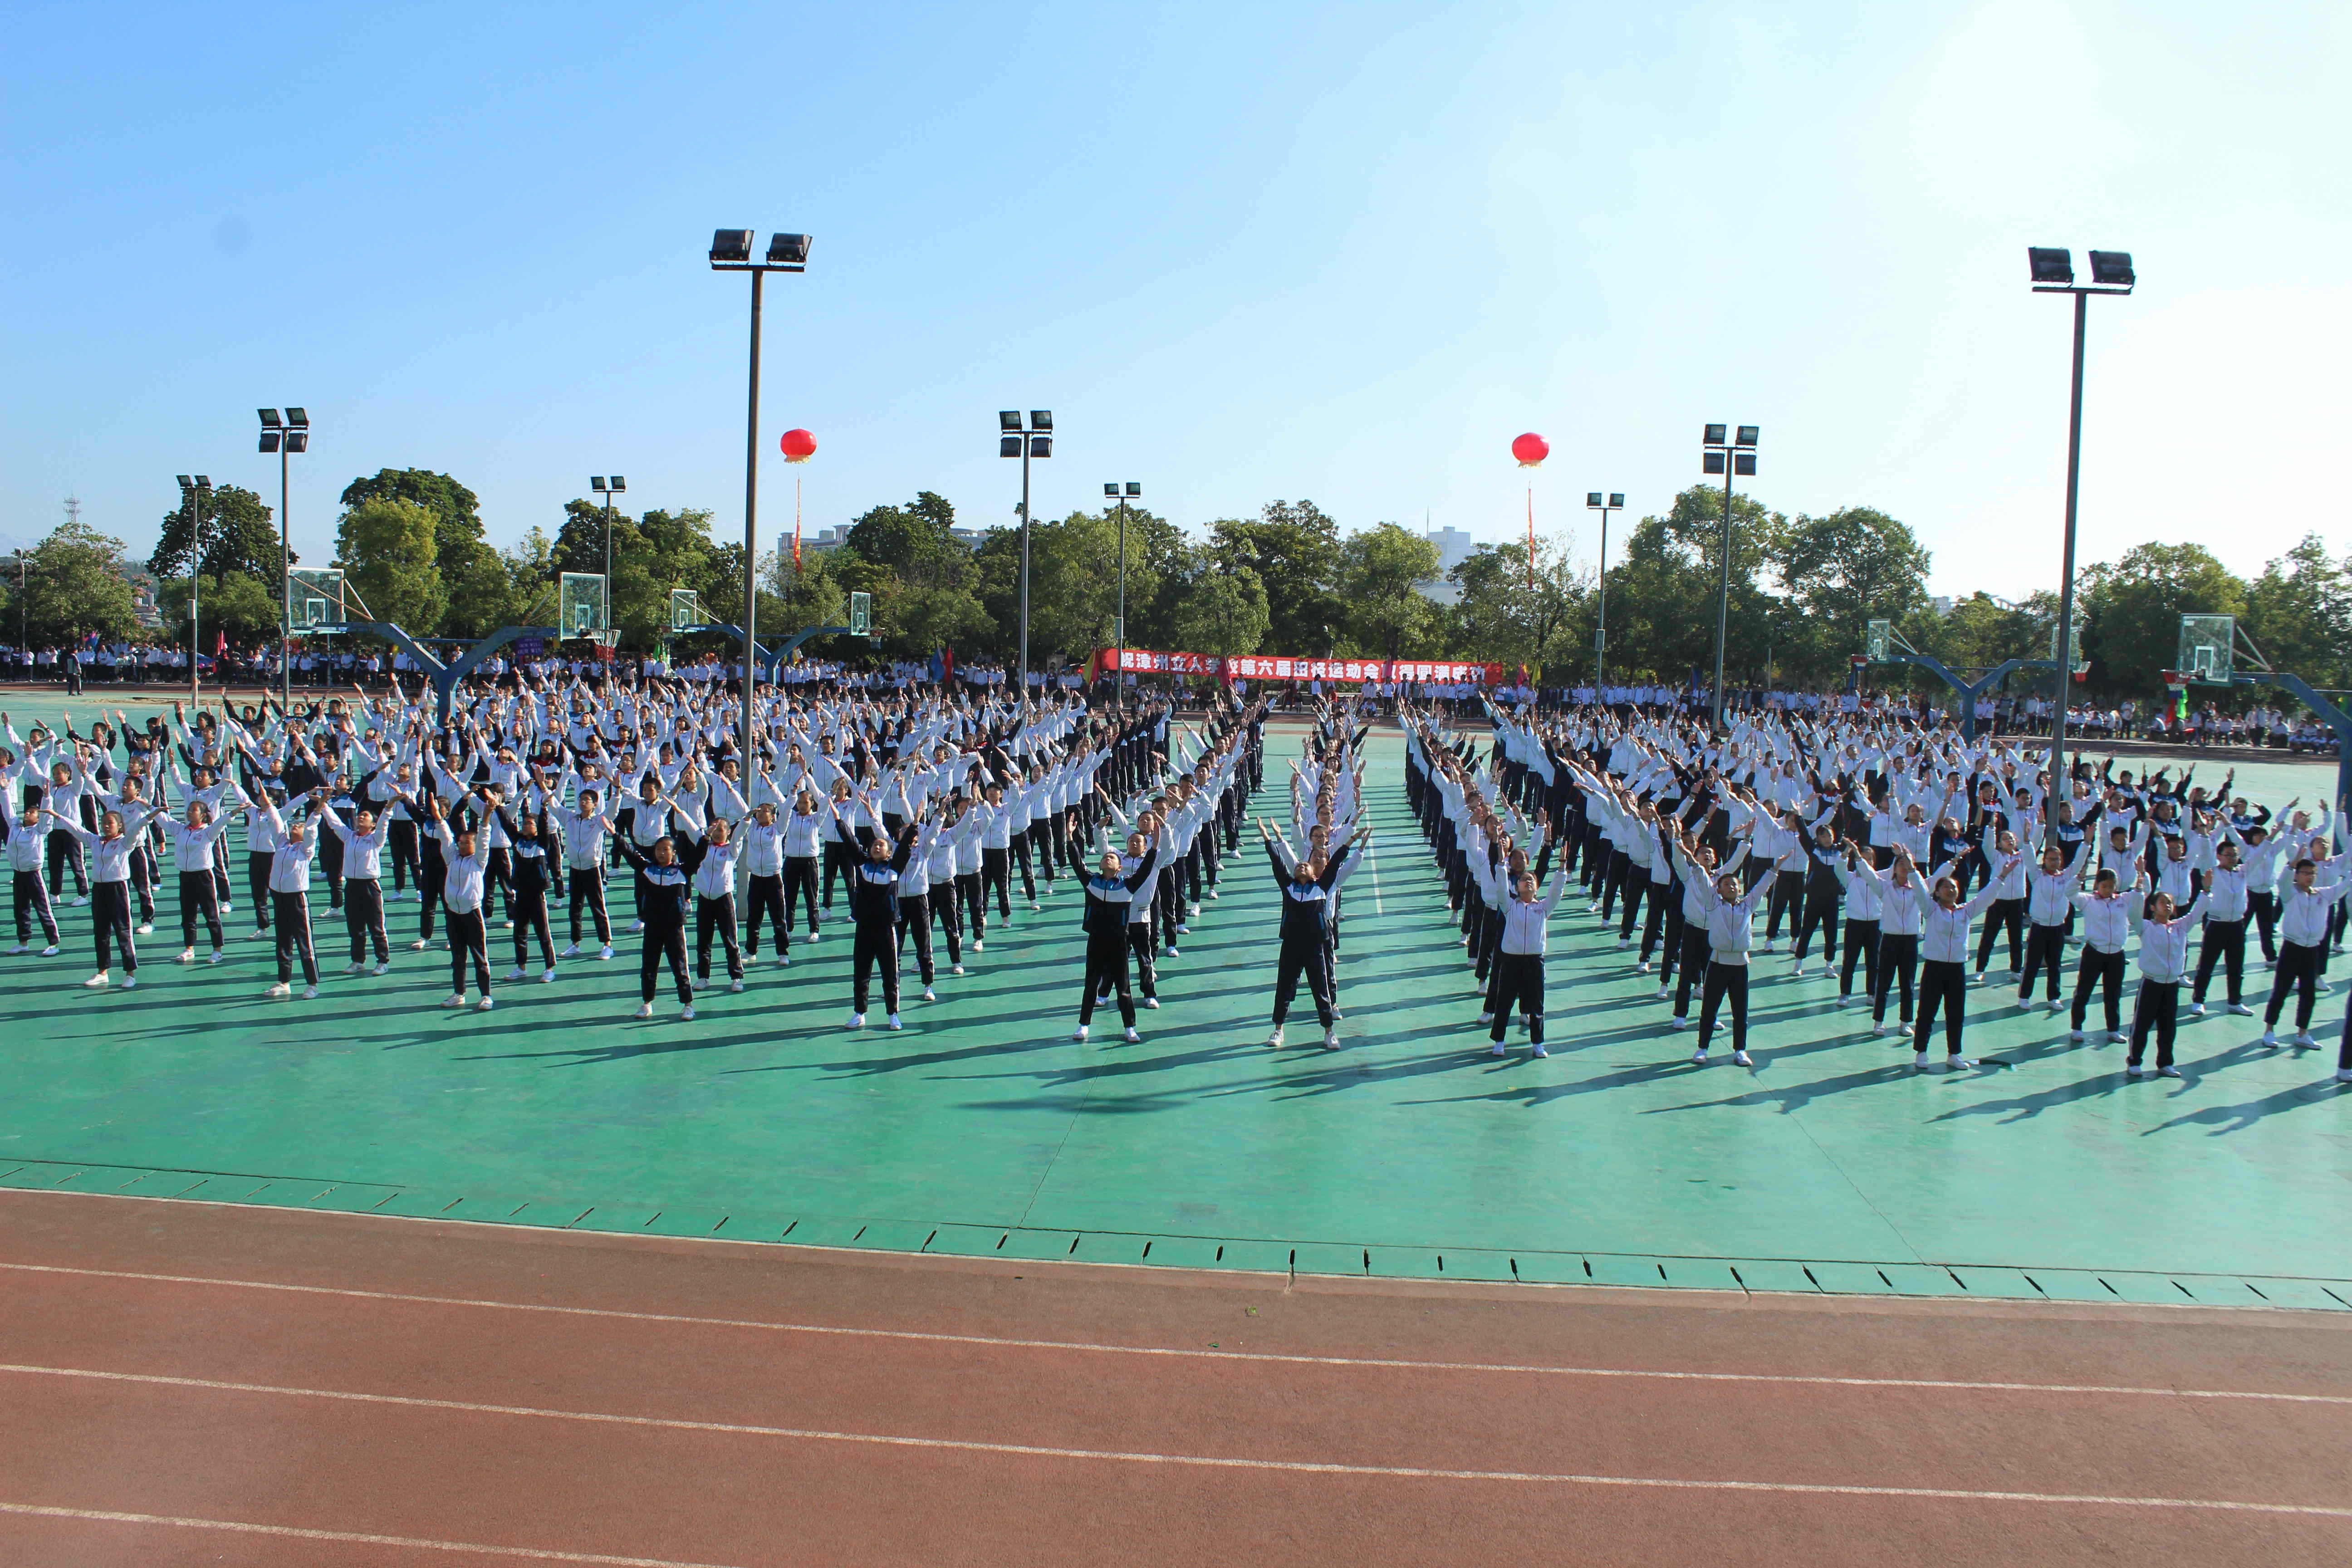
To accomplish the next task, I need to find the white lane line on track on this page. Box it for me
[5,1363,2348,1520]
[3,1261,2347,1406]
[0,1499,743,1567]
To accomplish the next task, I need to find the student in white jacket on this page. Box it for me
[1909,847,2021,1070]
[1684,827,1774,1068]
[2126,889,2203,1077]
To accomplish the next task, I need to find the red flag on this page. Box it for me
[942,646,954,681]
[214,630,227,656]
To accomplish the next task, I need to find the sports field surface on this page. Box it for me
[6,706,2350,1564]
[4,715,2346,1301]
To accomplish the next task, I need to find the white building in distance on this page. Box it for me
[1417,525,1475,604]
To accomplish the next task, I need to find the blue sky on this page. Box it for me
[5,1,2347,602]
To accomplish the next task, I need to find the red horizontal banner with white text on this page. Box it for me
[1095,648,1504,685]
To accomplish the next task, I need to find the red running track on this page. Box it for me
[0,1189,2347,1567]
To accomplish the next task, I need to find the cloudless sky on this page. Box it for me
[5,0,2347,604]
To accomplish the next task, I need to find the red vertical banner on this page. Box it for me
[792,470,804,575]
[1527,487,1535,588]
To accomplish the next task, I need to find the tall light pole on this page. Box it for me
[1000,411,1052,698]
[1585,490,1622,691]
[591,475,627,622]
[259,408,309,708]
[710,228,811,853]
[1700,426,1756,731]
[2029,247,2134,834]
[1103,481,1139,713]
[177,475,211,701]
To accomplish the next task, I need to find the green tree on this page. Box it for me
[1168,554,1272,657]
[1210,500,1343,654]
[1771,506,1931,683]
[1338,523,1443,661]
[335,497,446,636]
[2080,542,2248,698]
[1445,533,1591,676]
[1596,487,1783,682]
[971,508,1152,667]
[149,483,282,582]
[19,519,139,645]
[154,571,280,649]
[2243,534,2352,691]
[341,469,481,573]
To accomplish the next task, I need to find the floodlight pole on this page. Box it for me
[1112,487,1131,718]
[2046,288,2088,836]
[1710,461,1736,733]
[1019,442,1034,701]
[741,266,764,816]
[1588,495,1617,691]
[276,434,299,711]
[181,479,206,704]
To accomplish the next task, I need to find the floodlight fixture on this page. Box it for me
[1029,410,1053,432]
[1123,481,1141,497]
[1734,453,1756,475]
[1608,492,1624,508]
[1000,436,1023,458]
[1735,425,1759,447]
[1703,451,1726,475]
[1029,435,1052,457]
[1104,483,1120,498]
[1586,492,1602,507]
[284,431,308,452]
[766,233,811,266]
[176,475,193,489]
[258,408,282,428]
[2088,250,2135,287]
[285,407,308,428]
[195,475,211,489]
[1703,423,1727,446]
[2028,247,2075,285]
[260,431,281,453]
[710,229,754,264]
[999,410,1024,432]
[592,477,608,493]
[609,475,625,492]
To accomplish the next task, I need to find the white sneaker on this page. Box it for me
[121,974,138,990]
[848,1011,866,1029]
[1789,964,1805,978]
[2126,1063,2145,1078]
[505,966,528,982]
[886,1013,903,1031]
[1143,997,1159,1009]
[1637,960,1652,975]
[690,975,707,990]
[5,943,23,955]
[1617,938,1631,950]
[1531,1043,1548,1057]
[1654,986,1669,1000]
[776,952,791,968]
[1029,902,1042,912]
[1266,1024,1284,1048]
[501,919,514,930]
[2108,1030,2129,1044]
[2187,1002,2205,1017]
[2260,1029,2278,1047]
[1949,1056,1975,1071]
[951,963,965,976]
[1733,1050,1753,1067]
[1175,926,1190,937]
[177,948,196,965]
[1166,946,1181,957]
[1322,1028,1339,1050]
[628,920,644,934]
[135,921,153,936]
[2068,1029,2086,1042]
[443,993,466,1009]
[2158,1066,2183,1078]
[1489,1041,1507,1056]
[542,969,557,983]
[729,978,744,993]
[372,960,389,975]
[598,945,614,960]
[921,987,936,1003]
[1073,1024,1090,1041]
[1476,1011,1494,1026]
[1123,1026,1142,1043]
[2229,1002,2254,1015]
[2293,1032,2319,1048]
[2335,1068,2352,1083]
[71,896,89,908]
[1690,1048,1709,1064]
[1912,1050,1928,1070]
[560,943,581,959]
[1870,1022,1887,1037]
[41,945,60,957]
[264,981,289,998]
[1759,940,1775,954]
[302,985,318,1000]
[1669,1015,1689,1031]
[341,961,363,975]
[2046,996,2064,1013]
[409,939,427,951]
[807,929,822,942]
[636,1002,654,1019]
[973,938,986,951]
[680,1004,693,1020]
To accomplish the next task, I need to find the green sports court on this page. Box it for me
[6,708,2347,1309]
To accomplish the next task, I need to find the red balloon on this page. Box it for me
[779,427,818,462]
[1511,431,1549,467]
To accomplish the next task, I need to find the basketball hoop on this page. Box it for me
[2161,669,2188,696]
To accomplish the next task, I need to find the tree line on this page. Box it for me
[2,475,2346,708]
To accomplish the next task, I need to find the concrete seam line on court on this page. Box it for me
[10,1187,2341,1319]
[0,1500,745,1567]
[4,1364,2347,1520]
[3,1261,2345,1406]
